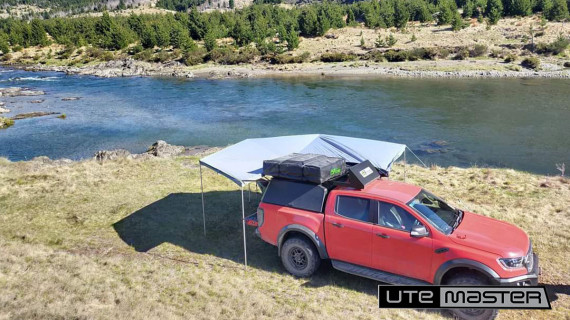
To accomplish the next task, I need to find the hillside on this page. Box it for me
[0,151,568,319]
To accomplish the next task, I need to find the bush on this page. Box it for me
[128,44,144,55]
[183,48,206,66]
[209,46,259,64]
[438,48,451,59]
[319,52,356,62]
[0,117,14,129]
[521,57,540,69]
[453,48,470,60]
[407,48,438,61]
[134,49,154,61]
[536,35,569,55]
[271,52,310,64]
[58,46,75,59]
[384,50,408,62]
[564,61,570,68]
[504,53,518,62]
[362,50,384,62]
[470,44,488,57]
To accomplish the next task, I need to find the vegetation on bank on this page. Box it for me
[0,155,568,319]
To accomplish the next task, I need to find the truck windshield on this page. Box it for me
[408,190,457,235]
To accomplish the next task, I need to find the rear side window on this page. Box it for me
[262,179,327,212]
[335,196,371,223]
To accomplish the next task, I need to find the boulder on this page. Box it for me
[0,106,9,114]
[93,149,131,161]
[11,112,59,120]
[146,140,185,158]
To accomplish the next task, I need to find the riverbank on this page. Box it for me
[0,144,568,319]
[11,57,570,79]
[2,15,569,80]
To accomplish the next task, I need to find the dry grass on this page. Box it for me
[0,156,568,319]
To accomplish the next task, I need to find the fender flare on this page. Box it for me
[434,259,501,284]
[277,224,329,260]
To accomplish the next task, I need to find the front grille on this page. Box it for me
[524,243,533,272]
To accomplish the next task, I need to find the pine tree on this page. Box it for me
[452,11,463,31]
[394,0,410,29]
[547,0,569,20]
[229,0,235,9]
[512,0,532,16]
[30,20,48,47]
[486,0,503,24]
[285,27,299,51]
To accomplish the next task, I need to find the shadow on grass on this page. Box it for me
[113,191,453,318]
[544,284,570,303]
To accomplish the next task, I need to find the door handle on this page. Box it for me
[331,222,344,228]
[376,233,390,238]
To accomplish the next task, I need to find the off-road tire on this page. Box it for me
[281,236,321,277]
[448,273,498,320]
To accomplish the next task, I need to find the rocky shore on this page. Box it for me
[12,58,570,80]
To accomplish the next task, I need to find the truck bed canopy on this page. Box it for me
[199,134,406,187]
[197,134,407,267]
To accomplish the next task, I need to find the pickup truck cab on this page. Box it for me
[254,176,540,289]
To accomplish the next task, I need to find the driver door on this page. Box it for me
[372,200,433,282]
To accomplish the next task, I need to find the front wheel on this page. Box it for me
[280,237,321,277]
[448,273,498,320]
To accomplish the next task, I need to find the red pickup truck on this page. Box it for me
[250,159,540,319]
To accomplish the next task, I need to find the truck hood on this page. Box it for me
[451,211,529,258]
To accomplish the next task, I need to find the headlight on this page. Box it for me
[499,257,525,269]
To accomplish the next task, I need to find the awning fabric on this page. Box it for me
[199,134,406,186]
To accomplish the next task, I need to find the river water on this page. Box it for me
[0,68,568,174]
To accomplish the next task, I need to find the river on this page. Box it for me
[0,68,568,175]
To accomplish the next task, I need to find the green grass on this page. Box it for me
[0,156,568,319]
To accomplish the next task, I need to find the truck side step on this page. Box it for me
[331,260,430,286]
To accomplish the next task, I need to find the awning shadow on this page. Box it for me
[112,191,281,272]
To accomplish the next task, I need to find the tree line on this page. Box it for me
[0,0,568,56]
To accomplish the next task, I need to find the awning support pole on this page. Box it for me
[241,186,247,268]
[200,164,206,236]
[404,148,407,182]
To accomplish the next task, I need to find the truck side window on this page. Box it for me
[378,202,419,232]
[335,196,371,223]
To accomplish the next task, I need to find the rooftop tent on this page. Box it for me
[197,134,407,267]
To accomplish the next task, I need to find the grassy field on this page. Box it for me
[0,155,568,319]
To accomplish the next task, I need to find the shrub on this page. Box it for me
[271,52,310,64]
[438,48,451,59]
[384,50,408,62]
[320,52,356,62]
[536,35,569,55]
[134,49,154,61]
[209,46,259,64]
[521,57,540,69]
[183,48,206,66]
[375,34,397,48]
[363,50,385,62]
[58,46,75,59]
[470,44,488,57]
[407,48,438,61]
[453,48,470,60]
[504,53,518,62]
[128,44,144,55]
[564,61,570,68]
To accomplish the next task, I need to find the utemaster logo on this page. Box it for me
[378,286,551,309]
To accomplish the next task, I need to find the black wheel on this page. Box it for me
[280,237,321,277]
[448,273,498,320]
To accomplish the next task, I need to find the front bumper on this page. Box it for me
[496,253,540,286]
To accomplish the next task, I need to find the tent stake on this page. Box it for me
[241,186,247,268]
[200,164,206,236]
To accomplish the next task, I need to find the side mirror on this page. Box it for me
[411,225,429,238]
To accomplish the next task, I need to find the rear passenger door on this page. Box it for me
[325,195,374,268]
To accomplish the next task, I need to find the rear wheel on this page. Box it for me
[281,237,321,277]
[448,273,498,320]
